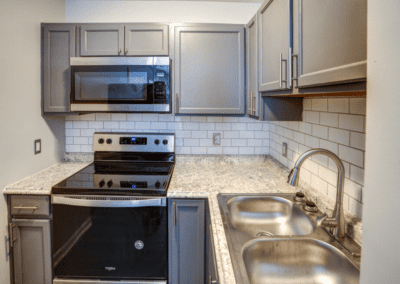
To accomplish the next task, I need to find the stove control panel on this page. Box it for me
[93,132,174,153]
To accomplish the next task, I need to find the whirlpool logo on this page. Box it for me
[105,267,116,271]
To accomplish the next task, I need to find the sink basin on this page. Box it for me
[242,239,359,284]
[227,196,315,236]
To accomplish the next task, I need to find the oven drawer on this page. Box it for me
[11,195,50,216]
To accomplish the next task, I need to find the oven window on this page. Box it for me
[72,66,153,102]
[52,204,167,280]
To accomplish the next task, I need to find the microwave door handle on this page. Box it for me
[51,195,166,207]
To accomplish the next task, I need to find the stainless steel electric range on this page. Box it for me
[51,132,175,284]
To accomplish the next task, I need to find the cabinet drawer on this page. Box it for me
[11,195,50,216]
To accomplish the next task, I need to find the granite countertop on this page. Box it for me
[2,155,362,284]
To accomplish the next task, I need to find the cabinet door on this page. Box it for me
[296,0,367,87]
[42,24,75,113]
[80,24,124,56]
[12,219,52,284]
[125,24,169,56]
[259,0,292,92]
[246,14,259,118]
[169,199,205,284]
[175,25,245,114]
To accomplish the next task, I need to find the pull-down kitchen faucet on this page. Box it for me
[287,149,346,241]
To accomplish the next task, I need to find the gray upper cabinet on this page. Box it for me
[169,199,205,284]
[11,219,52,284]
[258,0,292,93]
[125,24,169,56]
[175,25,245,114]
[246,14,260,118]
[42,24,75,113]
[296,0,367,87]
[80,24,124,56]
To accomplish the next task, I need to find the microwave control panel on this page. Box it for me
[154,81,166,100]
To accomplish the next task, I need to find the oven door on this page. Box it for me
[52,195,167,283]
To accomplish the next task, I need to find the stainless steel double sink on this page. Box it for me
[217,194,361,284]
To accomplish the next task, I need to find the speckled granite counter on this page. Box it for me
[3,162,91,195]
[2,155,362,284]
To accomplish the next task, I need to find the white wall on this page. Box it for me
[0,1,66,283]
[360,1,400,283]
[66,0,261,24]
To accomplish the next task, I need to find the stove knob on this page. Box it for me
[107,180,113,188]
[106,139,112,144]
[98,138,105,144]
[99,180,105,187]
[155,181,161,189]
[154,139,160,145]
[163,139,168,145]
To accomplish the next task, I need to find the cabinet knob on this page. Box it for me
[125,50,128,55]
[119,49,122,55]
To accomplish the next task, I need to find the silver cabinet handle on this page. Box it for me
[279,53,287,88]
[176,93,180,114]
[9,223,16,248]
[13,205,38,210]
[292,52,299,83]
[173,202,177,227]
[288,47,292,88]
[52,195,166,208]
[252,96,256,116]
[125,49,128,55]
[249,91,253,115]
[209,275,218,284]
[119,49,122,55]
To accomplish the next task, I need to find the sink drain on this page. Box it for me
[255,231,274,237]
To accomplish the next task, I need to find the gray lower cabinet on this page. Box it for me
[125,24,169,56]
[169,198,218,284]
[11,219,52,284]
[174,25,245,114]
[79,24,124,56]
[246,14,260,118]
[296,0,367,87]
[258,0,292,93]
[42,24,75,113]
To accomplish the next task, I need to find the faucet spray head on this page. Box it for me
[287,168,299,186]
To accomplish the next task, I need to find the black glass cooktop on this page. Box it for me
[52,161,174,196]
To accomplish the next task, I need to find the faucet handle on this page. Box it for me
[316,213,328,227]
[287,168,294,183]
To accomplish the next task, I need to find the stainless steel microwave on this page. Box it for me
[70,57,170,113]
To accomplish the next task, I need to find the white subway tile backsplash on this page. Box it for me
[230,122,246,131]
[328,127,350,145]
[81,129,96,137]
[207,147,223,155]
[339,145,364,168]
[312,99,328,111]
[111,114,127,121]
[305,111,320,124]
[174,116,191,122]
[65,115,81,121]
[104,121,119,129]
[184,138,199,147]
[348,197,362,219]
[349,98,366,115]
[66,129,80,137]
[304,135,319,148]
[320,112,339,127]
[126,114,143,121]
[95,113,111,121]
[223,131,239,139]
[135,122,151,129]
[350,132,366,151]
[190,116,207,122]
[175,138,184,147]
[319,166,337,187]
[80,145,93,152]
[240,131,255,139]
[216,123,231,131]
[66,145,81,152]
[303,99,312,110]
[299,122,312,135]
[176,147,191,154]
[183,122,199,131]
[239,147,255,155]
[232,139,246,147]
[255,131,269,139]
[319,139,338,154]
[207,117,223,123]
[339,114,364,132]
[199,123,215,131]
[66,121,73,129]
[344,178,362,202]
[220,139,232,147]
[222,117,239,123]
[312,125,328,139]
[247,123,262,131]
[350,165,365,186]
[73,121,88,129]
[151,122,167,129]
[158,114,175,122]
[247,139,263,147]
[255,147,269,155]
[142,114,159,122]
[191,147,207,154]
[311,174,328,195]
[199,139,213,147]
[223,147,239,155]
[191,131,208,139]
[80,114,96,121]
[328,98,349,113]
[66,137,73,144]
[283,129,294,140]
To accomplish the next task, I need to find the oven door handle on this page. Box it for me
[51,195,166,208]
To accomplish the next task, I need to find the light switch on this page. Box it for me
[35,139,41,155]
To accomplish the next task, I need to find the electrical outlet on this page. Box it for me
[282,142,287,157]
[34,139,41,155]
[213,133,221,146]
